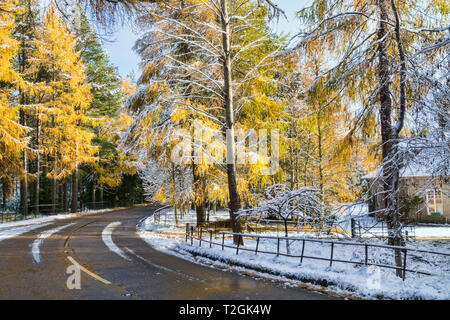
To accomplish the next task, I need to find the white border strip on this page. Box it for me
[102,221,131,261]
[31,223,75,264]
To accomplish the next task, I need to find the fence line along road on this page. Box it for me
[0,200,125,224]
[153,205,173,224]
[154,207,419,241]
[185,224,450,281]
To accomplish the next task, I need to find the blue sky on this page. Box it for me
[103,0,311,78]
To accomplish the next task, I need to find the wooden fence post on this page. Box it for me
[209,230,213,248]
[402,249,407,281]
[351,218,356,238]
[186,223,190,242]
[236,235,240,255]
[329,242,334,267]
[365,244,368,265]
[300,239,305,264]
[276,237,280,257]
[222,233,225,251]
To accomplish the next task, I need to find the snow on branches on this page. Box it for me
[239,184,328,237]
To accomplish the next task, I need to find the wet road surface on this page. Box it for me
[0,206,340,300]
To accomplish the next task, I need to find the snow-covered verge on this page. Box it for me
[138,215,450,300]
[337,203,450,239]
[414,225,450,238]
[154,209,230,227]
[152,207,450,239]
[0,208,113,243]
[0,223,54,243]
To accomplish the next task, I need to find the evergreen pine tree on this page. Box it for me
[75,11,122,118]
[71,10,128,207]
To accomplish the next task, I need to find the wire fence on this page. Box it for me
[153,205,419,242]
[246,217,417,240]
[185,224,450,280]
[153,205,175,225]
[349,217,416,240]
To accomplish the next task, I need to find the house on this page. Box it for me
[363,146,449,224]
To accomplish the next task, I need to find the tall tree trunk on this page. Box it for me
[2,178,8,212]
[19,109,28,216]
[92,183,96,210]
[378,0,403,277]
[195,203,206,226]
[71,164,78,213]
[317,109,325,225]
[317,110,324,202]
[99,187,103,207]
[191,133,206,226]
[50,117,57,215]
[35,114,41,217]
[220,0,243,245]
[390,0,408,277]
[51,176,57,215]
[63,180,68,212]
[59,182,64,212]
[19,34,28,217]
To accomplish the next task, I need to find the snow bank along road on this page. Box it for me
[0,205,338,299]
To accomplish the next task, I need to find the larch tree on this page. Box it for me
[295,0,449,276]
[123,0,286,243]
[299,53,376,205]
[25,3,95,213]
[0,0,28,211]
[12,0,40,216]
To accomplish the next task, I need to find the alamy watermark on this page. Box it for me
[170,120,279,175]
[66,264,81,290]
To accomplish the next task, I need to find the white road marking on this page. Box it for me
[102,221,131,261]
[31,223,75,264]
[67,256,112,285]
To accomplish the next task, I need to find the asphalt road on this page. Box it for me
[0,205,339,300]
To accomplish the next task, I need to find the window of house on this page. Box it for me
[425,188,443,215]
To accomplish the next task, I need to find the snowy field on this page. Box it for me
[139,213,450,300]
[0,209,113,243]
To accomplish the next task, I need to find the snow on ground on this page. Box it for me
[138,213,450,300]
[0,223,54,243]
[153,209,229,228]
[0,208,113,243]
[415,225,450,238]
[0,214,77,230]
[336,203,450,239]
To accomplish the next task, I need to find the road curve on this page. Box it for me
[0,205,339,300]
